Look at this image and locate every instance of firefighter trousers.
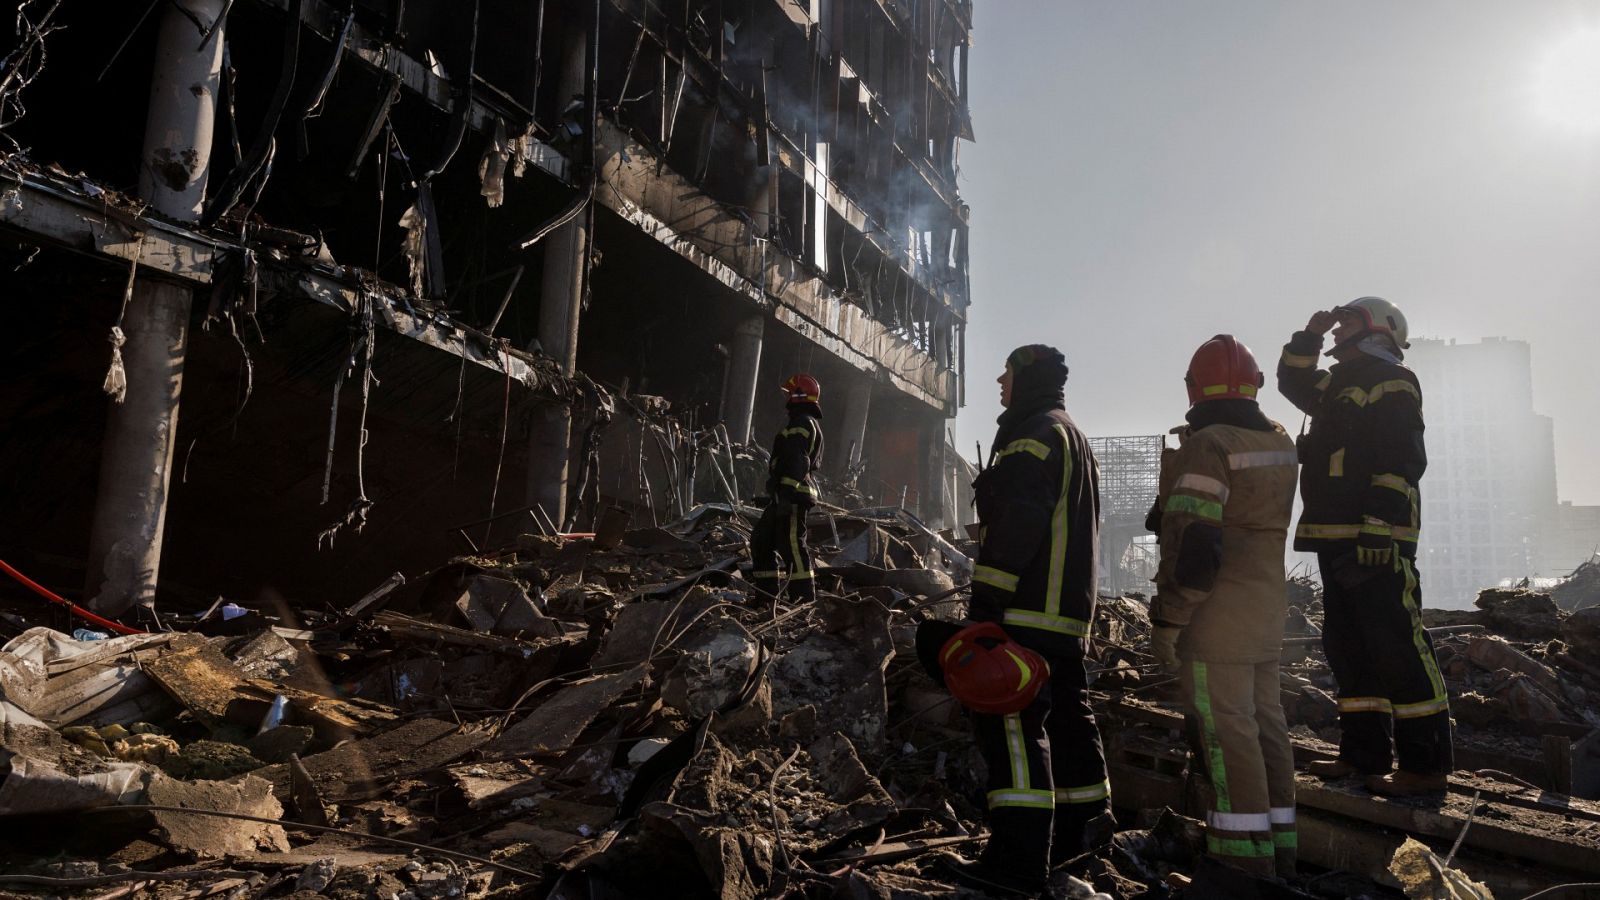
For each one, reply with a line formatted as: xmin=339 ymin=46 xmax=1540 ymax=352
xmin=1180 ymin=659 xmax=1297 ymax=878
xmin=749 ymin=503 xmax=814 ymax=602
xmin=972 ymin=649 xmax=1111 ymax=879
xmin=1319 ymin=551 xmax=1452 ymax=775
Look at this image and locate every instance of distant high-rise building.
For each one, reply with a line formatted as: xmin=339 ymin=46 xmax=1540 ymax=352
xmin=1405 ymin=338 xmax=1558 ymax=607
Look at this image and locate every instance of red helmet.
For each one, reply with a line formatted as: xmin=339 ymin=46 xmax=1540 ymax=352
xmin=782 ymin=373 xmax=821 ymax=405
xmin=1185 ymin=334 xmax=1263 ymax=406
xmin=940 ymin=622 xmax=1049 ymax=715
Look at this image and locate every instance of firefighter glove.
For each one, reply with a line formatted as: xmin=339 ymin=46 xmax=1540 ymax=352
xmin=1150 ymin=625 xmax=1182 ymax=674
xmin=1356 ymin=521 xmax=1394 ymax=567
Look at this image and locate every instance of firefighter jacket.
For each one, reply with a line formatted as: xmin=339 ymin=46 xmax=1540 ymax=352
xmin=766 ymin=408 xmax=823 ymax=507
xmin=971 ymin=405 xmax=1101 ymax=657
xmin=1276 ymin=332 xmax=1426 ymax=557
xmin=1149 ymin=419 xmax=1299 ymax=664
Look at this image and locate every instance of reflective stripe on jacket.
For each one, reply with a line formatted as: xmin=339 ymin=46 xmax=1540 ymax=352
xmin=767 ymin=412 xmax=823 ymax=505
xmin=1276 ymin=331 xmax=1425 ymax=557
xmin=1150 ymin=423 xmax=1298 ymax=664
xmin=972 ymin=407 xmax=1100 ymax=657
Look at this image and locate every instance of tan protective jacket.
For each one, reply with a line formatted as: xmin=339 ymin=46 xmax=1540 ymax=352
xmin=1150 ymin=422 xmax=1298 ymax=664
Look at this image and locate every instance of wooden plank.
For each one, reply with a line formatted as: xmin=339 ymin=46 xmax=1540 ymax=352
xmin=1297 ymin=806 xmax=1561 ymax=898
xmin=1294 ymin=773 xmax=1600 ymax=875
xmin=142 ymin=636 xmax=267 ymax=728
xmin=257 ymin=718 xmax=488 ymax=803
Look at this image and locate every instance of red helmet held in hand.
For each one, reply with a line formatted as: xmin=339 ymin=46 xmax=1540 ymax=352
xmin=782 ymin=373 xmax=821 ymax=405
xmin=940 ymin=622 xmax=1049 ymax=715
xmin=1185 ymin=334 xmax=1263 ymax=406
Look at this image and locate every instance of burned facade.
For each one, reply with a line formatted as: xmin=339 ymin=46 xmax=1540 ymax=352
xmin=0 ymin=0 xmax=974 ymax=613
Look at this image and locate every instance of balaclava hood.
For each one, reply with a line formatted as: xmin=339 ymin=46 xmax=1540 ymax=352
xmin=996 ymin=345 xmax=1068 ymax=440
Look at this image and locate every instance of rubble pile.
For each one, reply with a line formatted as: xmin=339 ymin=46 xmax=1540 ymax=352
xmin=10 ymin=513 xmax=1600 ymax=897
xmin=0 ymin=503 xmax=1196 ymax=899
xmin=1553 ymin=554 xmax=1600 ymax=612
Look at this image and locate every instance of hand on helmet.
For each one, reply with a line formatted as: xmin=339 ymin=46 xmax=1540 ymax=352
xmin=1306 ymin=310 xmax=1340 ymax=335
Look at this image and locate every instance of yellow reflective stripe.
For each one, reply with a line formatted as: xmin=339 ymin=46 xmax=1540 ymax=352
xmin=1393 ymin=696 xmax=1450 ymax=719
xmin=1175 ymin=473 xmax=1229 ymax=502
xmin=973 ymin=565 xmax=1019 ymax=592
xmin=988 ymin=789 xmax=1055 ymax=810
xmin=1003 ymin=608 xmax=1090 ymax=637
xmin=779 ymin=477 xmax=816 ymax=495
xmin=941 ymin=638 xmax=966 ymax=665
xmin=1314 ymin=373 xmax=1332 ymax=392
xmin=751 ymin=570 xmax=781 ymax=579
xmin=1004 ymin=714 xmax=1029 ymax=792
xmin=1281 ymin=351 xmax=1317 ymax=368
xmin=1337 ymin=696 xmax=1393 ymax=714
xmin=1228 ymin=451 xmax=1297 ymax=470
xmin=1199 ymin=383 xmax=1258 ymax=397
xmin=1055 ymin=780 xmax=1110 ymax=804
xmin=1297 ymin=523 xmax=1419 ymax=542
xmin=1360 ymin=521 xmax=1392 ymax=537
xmin=1274 ymin=832 xmax=1298 ymax=849
xmin=1329 ymin=447 xmax=1345 ymax=477
xmin=996 ymin=438 xmax=1050 ymax=462
xmin=1046 ymin=424 xmax=1073 ymax=615
xmin=1208 ymin=836 xmax=1276 ymax=858
xmin=1400 ymin=556 xmax=1449 ymax=715
xmin=788 ymin=511 xmax=811 ymax=578
xmin=1005 ymin=649 xmax=1036 ymax=691
xmin=1193 ymin=662 xmax=1232 ymax=813
xmin=1166 ymin=494 xmax=1223 ymax=522
xmin=1333 ymin=379 xmax=1421 ymax=408
xmin=1372 ymin=473 xmax=1410 ymax=495
xmin=1371 ymin=379 xmax=1421 ymax=405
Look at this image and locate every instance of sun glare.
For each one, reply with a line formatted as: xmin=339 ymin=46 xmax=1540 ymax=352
xmin=1536 ymin=29 xmax=1600 ymax=133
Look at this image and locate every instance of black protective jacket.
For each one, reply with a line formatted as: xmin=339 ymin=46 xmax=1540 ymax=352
xmin=766 ymin=406 xmax=824 ymax=506
xmin=972 ymin=403 xmax=1101 ymax=657
xmin=1276 ymin=331 xmax=1426 ymax=557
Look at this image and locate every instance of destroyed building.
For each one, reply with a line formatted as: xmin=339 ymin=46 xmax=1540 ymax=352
xmin=13 ymin=4 xmax=1600 ymax=900
xmin=0 ymin=0 xmax=974 ymax=615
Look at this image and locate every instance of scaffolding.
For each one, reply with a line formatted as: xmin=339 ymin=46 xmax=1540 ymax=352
xmin=1089 ymin=435 xmax=1166 ymax=596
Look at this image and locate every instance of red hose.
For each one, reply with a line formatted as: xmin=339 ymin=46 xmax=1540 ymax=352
xmin=0 ymin=559 xmax=146 ymax=635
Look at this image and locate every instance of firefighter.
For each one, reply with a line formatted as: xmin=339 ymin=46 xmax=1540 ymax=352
xmin=1147 ymin=335 xmax=1299 ymax=878
xmin=749 ymin=374 xmax=824 ymax=603
xmin=1276 ymin=297 xmax=1452 ymax=797
xmin=941 ymin=344 xmax=1111 ymax=896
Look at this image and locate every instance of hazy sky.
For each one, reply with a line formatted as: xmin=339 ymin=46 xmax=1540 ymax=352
xmin=955 ymin=1 xmax=1600 ymax=505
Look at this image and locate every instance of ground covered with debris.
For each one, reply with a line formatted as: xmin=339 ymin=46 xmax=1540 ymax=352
xmin=8 ymin=525 xmax=1600 ymax=899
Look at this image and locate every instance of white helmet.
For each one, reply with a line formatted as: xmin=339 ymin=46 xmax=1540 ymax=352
xmin=1338 ymin=296 xmax=1409 ymax=349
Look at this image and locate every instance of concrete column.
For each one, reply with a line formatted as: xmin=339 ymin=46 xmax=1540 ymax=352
xmin=86 ymin=0 xmax=224 ymax=615
xmin=527 ymin=26 xmax=590 ymax=527
xmin=837 ymin=379 xmax=871 ymax=476
xmin=722 ymin=317 xmax=764 ymax=445
xmin=924 ymin=415 xmax=948 ymax=528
